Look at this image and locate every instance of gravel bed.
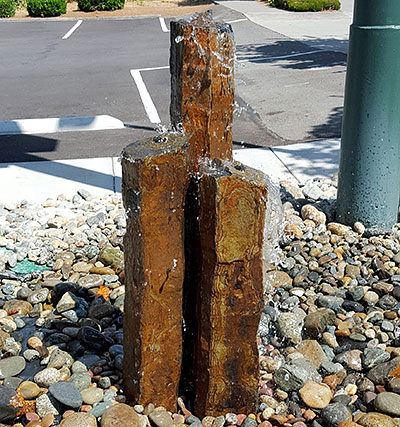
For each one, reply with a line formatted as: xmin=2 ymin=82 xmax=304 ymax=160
xmin=0 ymin=176 xmax=400 ymax=427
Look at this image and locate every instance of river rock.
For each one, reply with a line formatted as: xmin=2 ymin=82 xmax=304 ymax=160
xmin=374 ymin=392 xmax=400 ymax=417
xmin=301 ymin=204 xmax=326 ymax=225
xmin=49 ymin=381 xmax=82 ymax=408
xmin=0 ymin=386 xmax=19 ymax=422
xmin=277 ymin=308 xmax=305 ymax=344
xmin=61 ymin=412 xmax=97 ymax=427
xmin=34 ymin=367 xmax=61 ymax=387
xmin=297 ymin=340 xmax=328 ymax=368
xmin=68 ymin=372 xmax=92 ymax=391
xmin=79 ymin=326 xmax=113 ymax=351
xmin=335 ymin=350 xmax=363 ymax=372
xmin=3 ymin=299 xmax=33 ymax=315
xmin=81 ymin=387 xmax=104 ymax=405
xmin=98 ymin=244 xmax=124 ymax=273
xmin=27 ymin=288 xmax=49 ymax=304
xmin=89 ymin=400 xmax=113 ymax=417
xmin=388 ymin=377 xmax=400 ymax=393
xmin=149 ymin=409 xmax=174 ymax=427
xmin=36 ymin=392 xmax=60 ymax=418
xmin=0 ymin=355 xmax=26 ymax=379
xmin=78 ymin=274 xmax=103 ymax=289
xmin=56 ymin=292 xmax=77 ymax=313
xmin=291 ymin=358 xmax=322 ymax=383
xmin=19 ymin=381 xmax=40 ymax=399
xmin=356 ymin=412 xmax=397 ymax=427
xmin=265 ymin=270 xmax=293 ymax=288
xmin=87 ymin=303 xmax=115 ymax=319
xmin=274 ymin=364 xmax=308 ymax=391
xmin=368 ymin=357 xmax=400 ymax=384
xmin=101 ymin=403 xmax=140 ymax=427
xmin=321 ymin=402 xmax=352 ymax=427
xmin=304 ymin=309 xmax=336 ymax=338
xmin=327 ymin=223 xmax=351 ymax=236
xmin=363 ymin=348 xmax=390 ymax=369
xmin=299 ymin=381 xmax=332 ymax=409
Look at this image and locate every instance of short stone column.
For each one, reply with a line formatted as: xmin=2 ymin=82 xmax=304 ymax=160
xmin=122 ymin=134 xmax=189 ymax=409
xmin=194 ymin=159 xmax=267 ymax=416
xmin=170 ymin=13 xmax=235 ymax=170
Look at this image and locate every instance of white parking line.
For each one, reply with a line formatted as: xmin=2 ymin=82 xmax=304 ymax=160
xmin=137 ymin=66 xmax=169 ymax=72
xmin=159 ymin=17 xmax=170 ymax=33
xmin=130 ymin=68 xmax=170 ymax=124
xmin=62 ymin=20 xmax=83 ymax=40
xmin=0 ymin=115 xmax=124 ymax=135
xmin=226 ymin=18 xmax=247 ymax=24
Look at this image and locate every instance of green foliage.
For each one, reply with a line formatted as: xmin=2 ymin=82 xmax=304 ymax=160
xmin=0 ymin=0 xmax=16 ymax=17
xmin=27 ymin=0 xmax=66 ymax=16
xmin=269 ymin=0 xmax=340 ymax=12
xmin=77 ymin=0 xmax=124 ymax=12
xmin=76 ymin=0 xmax=92 ymax=10
xmin=15 ymin=0 xmax=26 ymax=9
xmin=96 ymin=0 xmax=124 ymax=10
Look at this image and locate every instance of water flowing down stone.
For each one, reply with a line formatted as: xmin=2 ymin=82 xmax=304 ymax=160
xmin=170 ymin=13 xmax=235 ymax=170
xmin=121 ymin=134 xmax=189 ymax=409
xmin=122 ymin=12 xmax=270 ymax=414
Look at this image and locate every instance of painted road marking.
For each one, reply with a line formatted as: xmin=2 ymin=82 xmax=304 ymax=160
xmin=136 ymin=66 xmax=170 ymax=72
xmin=226 ymin=18 xmax=247 ymax=24
xmin=238 ymin=50 xmax=327 ymax=63
xmin=130 ymin=67 xmax=169 ymax=124
xmin=0 ymin=115 xmax=124 ymax=135
xmin=62 ymin=20 xmax=83 ymax=40
xmin=159 ymin=17 xmax=170 ymax=33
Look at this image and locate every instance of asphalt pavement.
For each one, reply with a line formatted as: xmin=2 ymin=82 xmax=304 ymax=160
xmin=0 ymin=2 xmax=351 ymax=163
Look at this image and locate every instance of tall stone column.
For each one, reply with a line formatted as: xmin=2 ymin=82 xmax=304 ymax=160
xmin=122 ymin=134 xmax=189 ymax=409
xmin=194 ymin=159 xmax=267 ymax=416
xmin=170 ymin=13 xmax=235 ymax=170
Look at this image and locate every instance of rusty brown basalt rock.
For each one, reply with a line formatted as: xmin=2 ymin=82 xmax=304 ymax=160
xmin=170 ymin=13 xmax=234 ymax=170
xmin=122 ymin=134 xmax=189 ymax=409
xmin=193 ymin=159 xmax=267 ymax=416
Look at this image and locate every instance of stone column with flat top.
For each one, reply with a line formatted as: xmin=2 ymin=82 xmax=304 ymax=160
xmin=193 ymin=159 xmax=267 ymax=416
xmin=170 ymin=13 xmax=235 ymax=170
xmin=122 ymin=134 xmax=189 ymax=409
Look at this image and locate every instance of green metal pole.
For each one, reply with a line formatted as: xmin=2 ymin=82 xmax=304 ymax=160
xmin=336 ymin=0 xmax=400 ymax=228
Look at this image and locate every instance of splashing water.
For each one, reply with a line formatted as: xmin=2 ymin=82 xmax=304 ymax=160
xmin=262 ymin=175 xmax=286 ymax=294
xmin=233 ymin=100 xmax=257 ymax=118
xmin=257 ymin=174 xmax=286 ymax=355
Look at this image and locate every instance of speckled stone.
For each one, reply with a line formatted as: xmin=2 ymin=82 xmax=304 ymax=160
xmin=60 ymin=412 xmax=97 ymax=427
xmin=34 ymin=368 xmax=61 ymax=387
xmin=35 ymin=393 xmax=60 ymax=418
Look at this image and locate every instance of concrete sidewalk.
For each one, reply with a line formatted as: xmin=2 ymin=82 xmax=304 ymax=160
xmin=216 ymin=0 xmax=353 ymax=53
xmin=0 ymin=139 xmax=340 ymax=203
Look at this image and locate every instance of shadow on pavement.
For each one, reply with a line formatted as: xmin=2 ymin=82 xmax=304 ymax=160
xmin=236 ymin=39 xmax=347 ymax=69
xmin=309 ymin=106 xmax=343 ymax=140
xmin=273 ymin=139 xmax=340 ymax=179
xmin=0 ymin=134 xmax=58 ymax=163
xmin=0 ymin=134 xmax=121 ymax=192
